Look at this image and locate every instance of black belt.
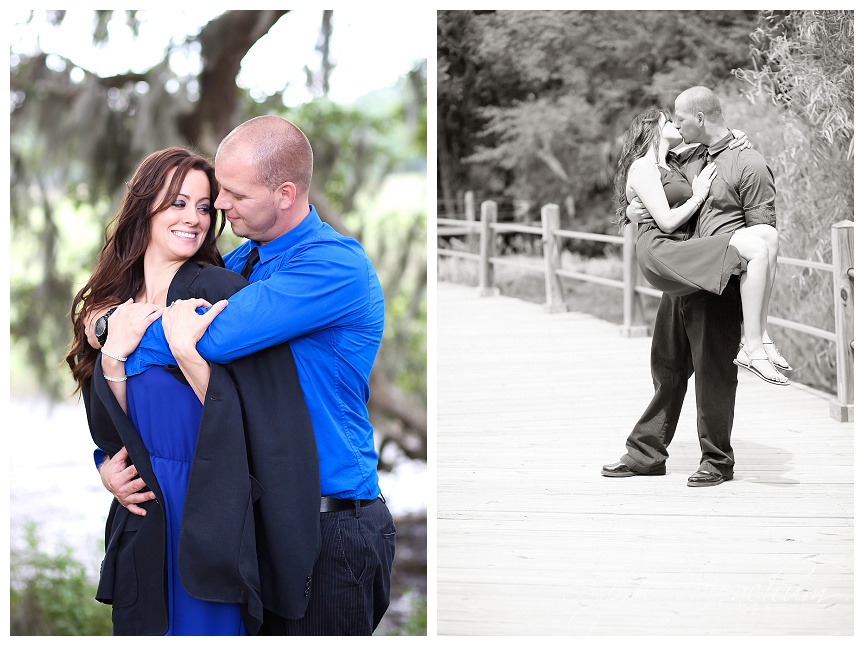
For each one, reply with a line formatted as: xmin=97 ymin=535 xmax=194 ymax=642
xmin=319 ymin=495 xmax=381 ymax=513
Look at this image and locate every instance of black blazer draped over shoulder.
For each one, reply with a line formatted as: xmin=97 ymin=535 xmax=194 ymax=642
xmin=83 ymin=260 xmax=321 ymax=635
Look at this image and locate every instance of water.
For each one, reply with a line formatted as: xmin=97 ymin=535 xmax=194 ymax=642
xmin=9 ymin=397 xmax=112 ymax=577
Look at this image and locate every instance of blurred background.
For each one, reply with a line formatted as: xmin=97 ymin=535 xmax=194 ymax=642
xmin=9 ymin=9 xmax=427 ymax=635
xmin=437 ymin=9 xmax=853 ymax=395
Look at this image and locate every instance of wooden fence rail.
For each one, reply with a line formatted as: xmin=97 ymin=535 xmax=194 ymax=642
xmin=437 ymin=193 xmax=854 ymax=421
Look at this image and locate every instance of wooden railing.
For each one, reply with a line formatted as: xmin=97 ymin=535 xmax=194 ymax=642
xmin=437 ymin=193 xmax=854 ymax=422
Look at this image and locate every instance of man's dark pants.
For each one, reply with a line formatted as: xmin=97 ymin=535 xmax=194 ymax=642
xmin=260 ymin=498 xmax=396 ymax=635
xmin=620 ymin=277 xmax=742 ymax=477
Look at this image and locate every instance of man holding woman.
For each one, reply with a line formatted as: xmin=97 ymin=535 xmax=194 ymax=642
xmin=602 ymin=86 xmax=782 ymax=487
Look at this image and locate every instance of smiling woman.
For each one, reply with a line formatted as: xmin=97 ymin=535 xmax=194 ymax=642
xmin=64 ymin=147 xmax=256 ymax=635
xmin=146 ymin=169 xmax=213 ymax=267
xmin=66 ymin=146 xmax=226 ymax=393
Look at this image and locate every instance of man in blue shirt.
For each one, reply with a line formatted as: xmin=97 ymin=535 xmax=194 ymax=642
xmin=94 ymin=116 xmax=395 ymax=634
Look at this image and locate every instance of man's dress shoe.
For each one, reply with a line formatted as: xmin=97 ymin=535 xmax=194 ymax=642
xmin=686 ymin=470 xmax=733 ymax=487
xmin=601 ymin=461 xmax=666 ymax=477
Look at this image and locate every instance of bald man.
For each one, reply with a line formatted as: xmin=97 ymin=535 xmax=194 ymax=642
xmin=602 ymin=87 xmax=777 ymax=487
xmin=98 ymin=116 xmax=396 ymax=634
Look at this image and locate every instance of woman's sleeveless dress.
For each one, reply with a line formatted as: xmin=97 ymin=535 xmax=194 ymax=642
xmin=126 ymin=367 xmax=246 ymax=636
xmin=635 ymin=165 xmax=742 ymax=297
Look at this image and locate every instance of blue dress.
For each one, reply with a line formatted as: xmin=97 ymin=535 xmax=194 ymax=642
xmin=635 ymin=164 xmax=742 ymax=297
xmin=126 ymin=366 xmax=246 ymax=636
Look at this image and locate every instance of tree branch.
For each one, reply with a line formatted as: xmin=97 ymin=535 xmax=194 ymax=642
xmin=178 ymin=10 xmax=291 ymax=151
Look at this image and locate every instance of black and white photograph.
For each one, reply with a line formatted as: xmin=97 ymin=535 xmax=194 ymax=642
xmin=437 ymin=9 xmax=853 ymax=635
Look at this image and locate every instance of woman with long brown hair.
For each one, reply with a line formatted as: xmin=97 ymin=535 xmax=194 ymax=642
xmin=612 ymin=108 xmax=789 ymax=385
xmin=66 ymin=147 xmax=254 ymax=634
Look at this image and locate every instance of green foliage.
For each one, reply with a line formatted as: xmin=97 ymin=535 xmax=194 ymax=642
xmin=286 ymin=99 xmax=403 ymax=216
xmin=729 ymin=10 xmax=854 ymax=391
xmin=736 ymin=10 xmax=853 ymax=158
xmin=10 ymin=523 xmax=112 ymax=636
xmin=10 ymin=12 xmax=428 ymax=442
xmin=438 ymin=10 xmax=760 ymax=214
xmin=378 ymin=592 xmax=427 ymax=636
xmin=357 ymin=199 xmax=426 ymax=388
xmin=466 ymin=94 xmax=602 ymax=201
xmin=399 ymin=594 xmax=427 ymax=636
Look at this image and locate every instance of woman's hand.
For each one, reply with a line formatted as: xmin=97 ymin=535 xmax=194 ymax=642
xmin=729 ymin=129 xmax=753 ymax=150
xmin=691 ymin=162 xmax=717 ymax=201
xmin=100 ymin=299 xmax=164 ymax=360
xmin=162 ymin=298 xmax=228 ymax=357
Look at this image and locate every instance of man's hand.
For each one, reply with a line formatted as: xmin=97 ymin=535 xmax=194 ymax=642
xmin=163 ymin=298 xmax=228 ymax=355
xmin=625 ymin=197 xmax=652 ymax=224
xmin=99 ymin=446 xmax=156 ymax=516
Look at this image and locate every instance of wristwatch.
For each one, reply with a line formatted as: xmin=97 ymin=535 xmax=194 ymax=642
xmin=94 ymin=307 xmax=118 ymax=347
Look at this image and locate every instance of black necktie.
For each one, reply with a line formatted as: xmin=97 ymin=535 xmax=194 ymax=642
xmin=240 ymin=246 xmax=259 ymax=279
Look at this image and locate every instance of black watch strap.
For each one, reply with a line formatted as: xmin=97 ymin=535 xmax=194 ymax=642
xmin=95 ymin=306 xmax=118 ymax=347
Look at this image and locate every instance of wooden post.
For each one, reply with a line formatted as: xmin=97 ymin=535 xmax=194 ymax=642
xmin=620 ymin=222 xmax=648 ymax=337
xmin=479 ymin=200 xmax=500 ymax=297
xmin=830 ymin=220 xmax=853 ymax=422
xmin=541 ymin=204 xmax=567 ymax=313
xmin=465 ymin=190 xmax=478 ymax=248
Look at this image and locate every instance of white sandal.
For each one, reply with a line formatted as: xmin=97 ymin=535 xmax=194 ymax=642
xmin=763 ymin=341 xmax=793 ymax=371
xmin=734 ymin=348 xmax=790 ymax=386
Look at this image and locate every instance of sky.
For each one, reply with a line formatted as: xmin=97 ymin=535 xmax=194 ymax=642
xmin=9 ymin=8 xmax=430 ymax=105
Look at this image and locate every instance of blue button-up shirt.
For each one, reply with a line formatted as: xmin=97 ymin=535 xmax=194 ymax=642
xmin=125 ymin=206 xmax=385 ymax=499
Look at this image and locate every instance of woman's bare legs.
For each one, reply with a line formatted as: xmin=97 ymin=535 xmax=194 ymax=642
xmin=745 ymin=224 xmax=791 ymax=370
xmin=728 ymin=229 xmax=788 ymax=385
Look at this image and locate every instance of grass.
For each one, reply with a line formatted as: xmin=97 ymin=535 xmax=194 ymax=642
xmin=438 ymin=241 xmax=650 ymax=326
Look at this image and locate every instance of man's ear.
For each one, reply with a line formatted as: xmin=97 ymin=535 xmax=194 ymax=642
xmin=696 ymin=112 xmax=705 ymax=126
xmin=276 ymin=181 xmax=297 ymax=208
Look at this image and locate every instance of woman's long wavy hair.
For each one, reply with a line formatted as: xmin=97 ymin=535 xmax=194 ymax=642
xmin=66 ymin=147 xmax=226 ymax=393
xmin=611 ymin=108 xmax=669 ymax=231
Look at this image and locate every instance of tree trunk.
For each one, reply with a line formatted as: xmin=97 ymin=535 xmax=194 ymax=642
xmin=178 ymin=10 xmax=291 ymax=152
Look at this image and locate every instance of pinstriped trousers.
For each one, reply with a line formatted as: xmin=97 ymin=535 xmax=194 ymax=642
xmin=260 ymin=498 xmax=397 ymax=635
xmin=621 ymin=277 xmax=742 ymax=477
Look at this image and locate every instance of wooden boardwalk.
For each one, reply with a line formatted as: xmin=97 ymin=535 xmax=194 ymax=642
xmin=436 ymin=281 xmax=853 ymax=636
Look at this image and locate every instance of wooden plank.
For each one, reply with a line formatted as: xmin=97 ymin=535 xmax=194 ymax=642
xmin=436 ymin=282 xmax=854 ymax=636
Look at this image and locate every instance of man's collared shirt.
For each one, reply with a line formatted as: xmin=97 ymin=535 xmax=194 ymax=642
xmin=669 ymin=143 xmax=707 ymax=183
xmin=697 ymin=131 xmax=777 ymax=238
xmin=125 ymin=205 xmax=385 ymax=499
xmin=670 ymin=133 xmax=776 ymax=239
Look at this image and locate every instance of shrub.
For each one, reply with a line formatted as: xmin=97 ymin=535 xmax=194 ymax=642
xmin=10 ymin=523 xmax=112 ymax=636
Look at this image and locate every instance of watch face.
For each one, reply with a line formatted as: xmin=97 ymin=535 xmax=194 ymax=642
xmin=95 ymin=315 xmax=109 ymax=345
xmin=95 ymin=306 xmax=117 ymax=345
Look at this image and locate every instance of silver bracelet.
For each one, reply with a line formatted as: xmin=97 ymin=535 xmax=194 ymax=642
xmin=101 ymin=347 xmax=128 ymax=362
xmin=103 ymin=373 xmax=127 ymax=383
